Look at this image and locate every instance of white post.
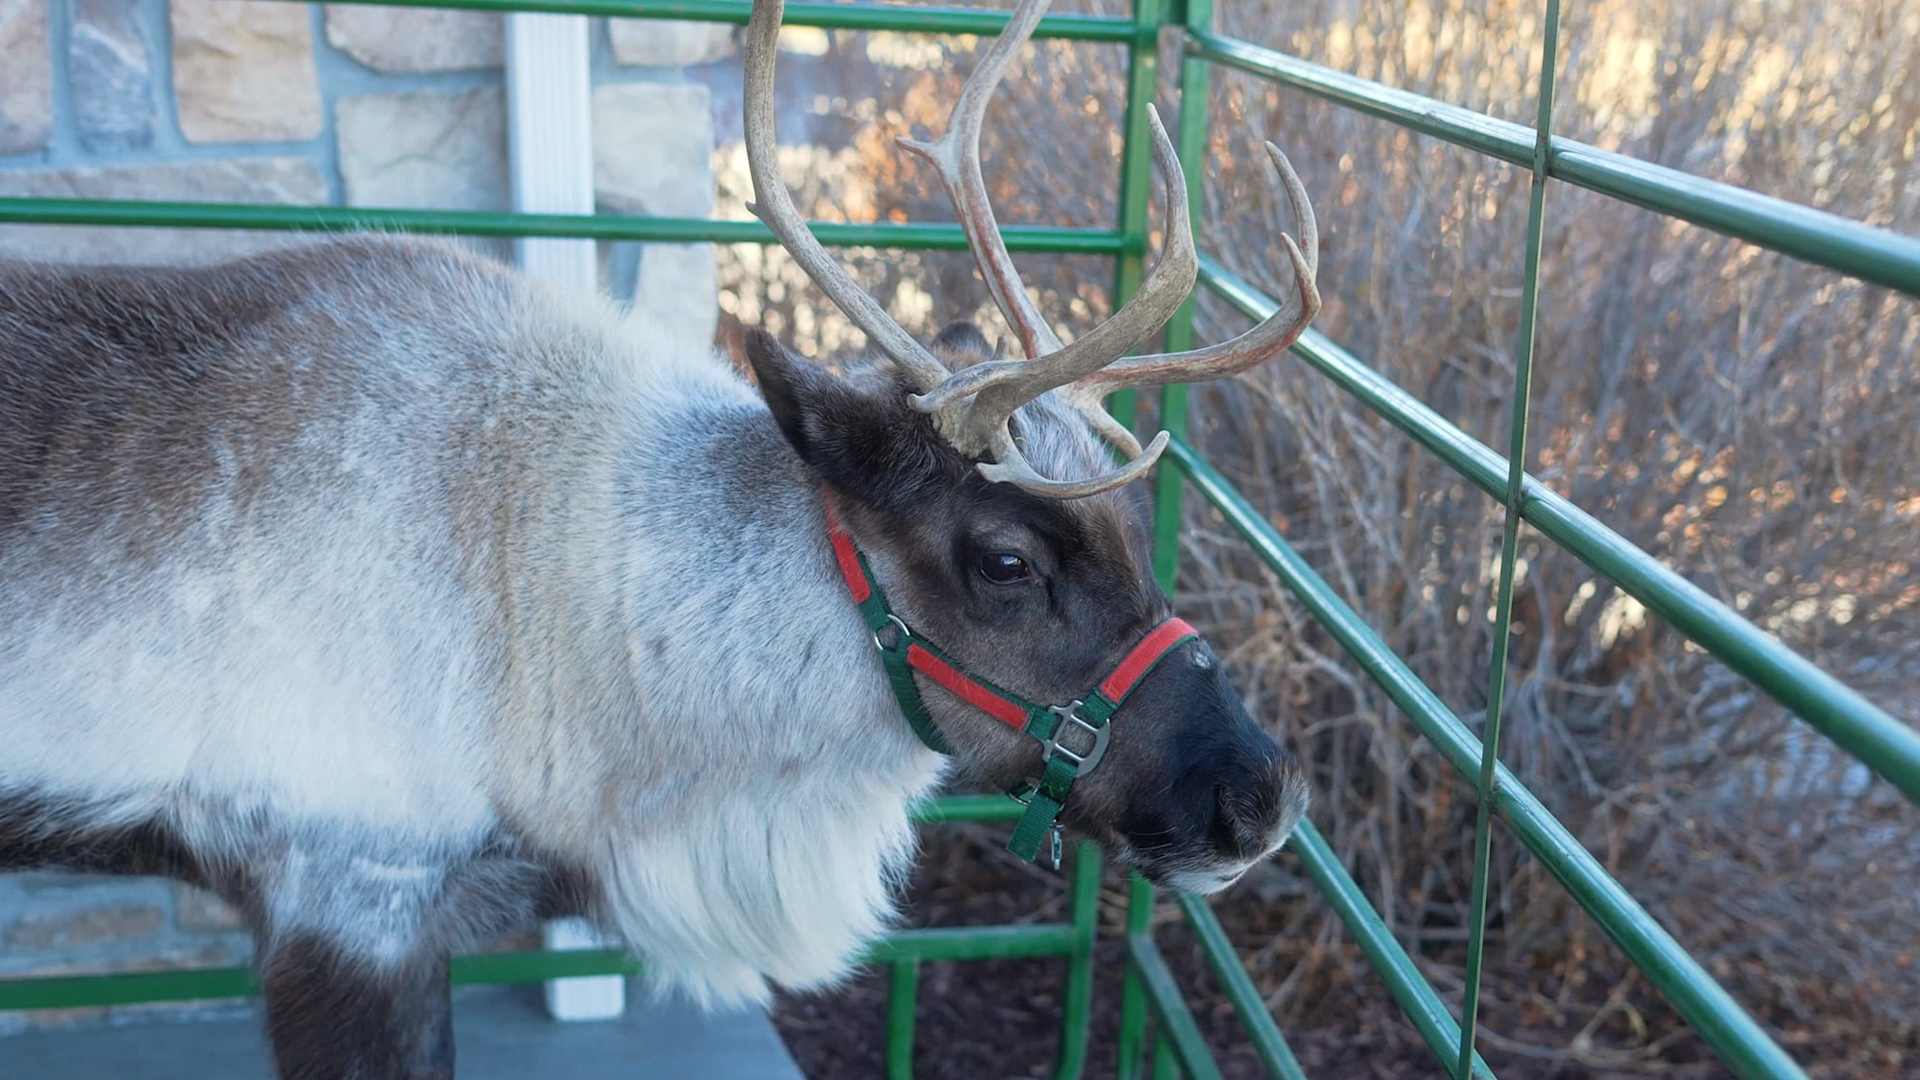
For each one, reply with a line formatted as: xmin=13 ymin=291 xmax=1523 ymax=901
xmin=505 ymin=11 xmax=626 ymax=1023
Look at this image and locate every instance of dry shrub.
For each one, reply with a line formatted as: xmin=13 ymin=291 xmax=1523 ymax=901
xmin=721 ymin=0 xmax=1920 ymax=1073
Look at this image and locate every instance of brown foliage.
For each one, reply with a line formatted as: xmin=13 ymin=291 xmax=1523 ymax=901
xmin=732 ymin=0 xmax=1920 ymax=1073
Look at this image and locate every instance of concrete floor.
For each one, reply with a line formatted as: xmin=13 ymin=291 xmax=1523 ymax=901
xmin=0 ymin=983 xmax=804 ymax=1079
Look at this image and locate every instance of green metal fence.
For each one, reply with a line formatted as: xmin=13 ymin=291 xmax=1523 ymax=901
xmin=3 ymin=1 xmax=1917 ymax=1077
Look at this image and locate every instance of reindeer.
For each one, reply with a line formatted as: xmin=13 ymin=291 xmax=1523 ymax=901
xmin=0 ymin=0 xmax=1320 ymax=1075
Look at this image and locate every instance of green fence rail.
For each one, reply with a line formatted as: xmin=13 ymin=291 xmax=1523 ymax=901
xmin=2 ymin=2 xmax=1915 ymax=1079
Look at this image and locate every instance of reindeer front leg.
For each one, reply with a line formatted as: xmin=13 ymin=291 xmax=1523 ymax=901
xmin=260 ymin=934 xmax=454 ymax=1080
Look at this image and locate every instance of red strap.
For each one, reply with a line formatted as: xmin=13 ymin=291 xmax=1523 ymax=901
xmin=823 ymin=502 xmax=871 ymax=604
xmin=1100 ymin=617 xmax=1197 ymax=702
xmin=906 ymin=644 xmax=1031 ymax=729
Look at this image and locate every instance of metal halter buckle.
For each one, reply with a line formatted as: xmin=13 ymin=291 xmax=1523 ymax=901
xmin=871 ymin=613 xmax=910 ymax=653
xmin=1041 ymin=700 xmax=1110 ymax=776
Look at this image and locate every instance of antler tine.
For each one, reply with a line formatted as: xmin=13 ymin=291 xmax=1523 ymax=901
xmin=896 ymin=0 xmax=1062 ymax=361
xmin=1071 ymin=143 xmax=1321 ymax=392
xmin=979 ymin=425 xmax=1170 ymax=499
xmin=742 ymin=0 xmax=952 ymax=394
xmin=911 ymin=104 xmax=1196 ymax=444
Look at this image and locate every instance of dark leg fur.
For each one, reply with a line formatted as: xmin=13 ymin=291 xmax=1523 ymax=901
xmin=0 ymin=787 xmax=202 ymax=879
xmin=261 ymin=936 xmax=454 ymax=1080
xmin=2 ymin=789 xmax=603 ymax=1080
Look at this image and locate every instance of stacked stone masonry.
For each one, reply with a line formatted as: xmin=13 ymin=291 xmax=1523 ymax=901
xmin=0 ymin=0 xmax=729 ymax=1034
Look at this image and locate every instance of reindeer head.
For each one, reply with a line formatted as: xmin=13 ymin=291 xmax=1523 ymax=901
xmin=741 ymin=0 xmax=1319 ymax=892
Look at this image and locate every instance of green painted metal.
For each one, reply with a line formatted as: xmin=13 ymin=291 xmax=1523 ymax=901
xmin=888 ymin=961 xmax=920 ymax=1079
xmin=865 ymin=923 xmax=1077 ymax=963
xmin=1457 ymin=3 xmax=1561 ymax=1072
xmin=0 ymin=199 xmax=1125 ymax=253
xmin=1150 ymin=1033 xmax=1182 ymax=1080
xmin=1110 ymin=0 xmax=1168 ymax=1072
xmin=1052 ymin=841 xmax=1103 ymax=1080
xmin=1287 ymin=822 xmax=1497 ymax=1079
xmin=1105 ymin=0 xmax=1168 ymax=435
xmin=1126 ymin=935 xmax=1225 ymax=1080
xmin=1182 ymin=31 xmax=1920 ymax=297
xmin=450 ymin=948 xmax=639 ymax=984
xmin=912 ymin=792 xmax=1027 ymax=823
xmin=1173 ymin=896 xmax=1308 ymax=1080
xmin=1148 ymin=0 xmax=1213 ymax=593
xmin=1115 ymin=874 xmax=1157 ymax=1080
xmin=1197 ymin=258 xmax=1920 ymax=807
xmin=1166 ymin=434 xmax=1808 ymax=1079
xmin=292 ymin=0 xmax=1137 ymax=40
xmin=0 ymin=949 xmax=644 ymax=1011
xmin=0 ymin=966 xmax=259 ymax=1011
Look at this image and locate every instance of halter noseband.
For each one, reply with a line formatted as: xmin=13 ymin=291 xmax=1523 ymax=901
xmin=824 ymin=496 xmax=1197 ymax=866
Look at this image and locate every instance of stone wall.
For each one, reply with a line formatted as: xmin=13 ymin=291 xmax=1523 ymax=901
xmin=0 ymin=0 xmax=722 ymax=348
xmin=0 ymin=0 xmax=728 ymax=1033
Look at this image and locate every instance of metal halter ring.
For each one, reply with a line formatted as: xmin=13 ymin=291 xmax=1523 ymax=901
xmin=871 ymin=614 xmax=910 ymax=653
xmin=1041 ymin=701 xmax=1111 ymax=775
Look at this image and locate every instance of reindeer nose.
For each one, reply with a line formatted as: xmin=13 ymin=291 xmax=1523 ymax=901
xmin=1208 ymin=748 xmax=1308 ymax=861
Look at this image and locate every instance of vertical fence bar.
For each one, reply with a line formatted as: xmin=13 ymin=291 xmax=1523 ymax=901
xmin=1106 ymin=0 xmax=1166 ymax=431
xmin=1053 ymin=840 xmax=1103 ymax=1080
xmin=1151 ymin=0 xmax=1213 ymax=589
xmin=1151 ymin=1031 xmax=1182 ymax=1080
xmin=1455 ymin=1 xmax=1562 ymax=1074
xmin=1116 ymin=874 xmax=1157 ymax=1080
xmin=887 ymin=960 xmax=920 ymax=1080
xmin=1115 ymin=0 xmax=1169 ymax=1074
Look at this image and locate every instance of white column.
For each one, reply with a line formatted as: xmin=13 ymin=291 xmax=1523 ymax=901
xmin=505 ymin=10 xmax=626 ymax=1023
xmin=507 ymin=11 xmax=597 ymax=284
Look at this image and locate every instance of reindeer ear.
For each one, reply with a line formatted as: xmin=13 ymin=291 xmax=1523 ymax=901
xmin=745 ymin=330 xmax=951 ymax=513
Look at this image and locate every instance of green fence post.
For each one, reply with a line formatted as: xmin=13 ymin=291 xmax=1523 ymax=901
xmin=1150 ymin=1031 xmax=1182 ymax=1080
xmin=887 ymin=960 xmax=920 ymax=1079
xmin=1456 ymin=1 xmax=1562 ymax=1074
xmin=1052 ymin=840 xmax=1103 ymax=1080
xmin=1149 ymin=0 xmax=1211 ymax=589
xmin=1114 ymin=0 xmax=1169 ymax=1074
xmin=1116 ymin=873 xmax=1156 ymax=1080
xmin=1106 ymin=0 xmax=1166 ymax=431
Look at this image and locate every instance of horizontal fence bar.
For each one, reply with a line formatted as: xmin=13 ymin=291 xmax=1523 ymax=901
xmin=1125 ymin=934 xmax=1225 ymax=1080
xmin=1166 ymin=435 xmax=1808 ymax=1080
xmin=0 ymin=919 xmax=1076 ymax=1011
xmin=865 ymin=923 xmax=1077 ymax=963
xmin=0 ymin=199 xmax=1128 ymax=254
xmin=1185 ymin=32 xmax=1920 ymax=297
xmin=292 ymin=0 xmax=1137 ymax=40
xmin=0 ymin=949 xmax=641 ymax=1011
xmin=916 ymin=792 xmax=1027 ymax=822
xmin=0 ymin=966 xmax=256 ymax=1011
xmin=1198 ymin=257 xmax=1920 ymax=805
xmin=1174 ymin=895 xmax=1309 ymax=1080
xmin=452 ymin=947 xmax=640 ymax=984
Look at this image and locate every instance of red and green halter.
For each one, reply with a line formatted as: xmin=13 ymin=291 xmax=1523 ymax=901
xmin=823 ymin=497 xmax=1198 ymax=866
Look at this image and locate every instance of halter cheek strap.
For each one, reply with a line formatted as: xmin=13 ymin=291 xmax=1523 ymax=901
xmin=824 ymin=497 xmax=1198 ymax=864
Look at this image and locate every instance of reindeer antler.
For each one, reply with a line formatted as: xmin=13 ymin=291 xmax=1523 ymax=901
xmin=741 ymin=0 xmax=952 ymax=397
xmin=742 ymin=0 xmax=1320 ymax=499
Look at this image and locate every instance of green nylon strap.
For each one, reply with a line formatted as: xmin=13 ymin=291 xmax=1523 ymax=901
xmin=1080 ymin=691 xmax=1122 ymax=725
xmin=1009 ymin=756 xmax=1079 ymax=860
xmin=879 ymin=642 xmax=953 ymax=755
xmin=1005 ymin=689 xmax=1123 ymax=860
xmin=852 ymin=550 xmax=956 ymax=756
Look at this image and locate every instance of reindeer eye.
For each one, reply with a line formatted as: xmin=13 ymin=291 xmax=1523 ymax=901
xmin=977 ymin=552 xmax=1033 ymax=585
